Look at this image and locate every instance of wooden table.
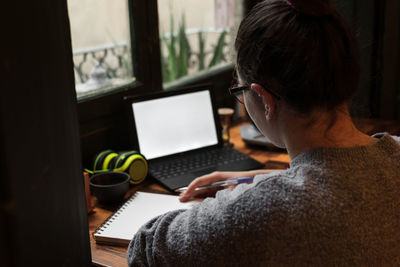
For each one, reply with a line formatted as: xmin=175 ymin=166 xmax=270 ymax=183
xmin=88 ymin=119 xmax=400 ymax=266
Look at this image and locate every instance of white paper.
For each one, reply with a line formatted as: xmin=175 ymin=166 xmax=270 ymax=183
xmin=94 ymin=192 xmax=192 ymax=242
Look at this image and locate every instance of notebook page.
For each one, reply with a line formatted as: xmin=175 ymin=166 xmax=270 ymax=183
xmin=94 ymin=192 xmax=192 ymax=242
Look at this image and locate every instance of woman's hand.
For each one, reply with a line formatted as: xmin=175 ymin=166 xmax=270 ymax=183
xmin=179 ymin=169 xmax=277 ymax=202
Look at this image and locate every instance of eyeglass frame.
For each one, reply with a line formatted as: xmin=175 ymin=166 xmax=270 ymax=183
xmin=229 ymin=83 xmax=281 ymax=104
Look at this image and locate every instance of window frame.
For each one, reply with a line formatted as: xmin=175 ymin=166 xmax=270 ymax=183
xmin=77 ymin=0 xmax=162 ymax=166
xmin=76 ymin=0 xmax=162 ymax=105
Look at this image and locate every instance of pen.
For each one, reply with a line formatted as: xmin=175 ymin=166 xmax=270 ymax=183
xmin=175 ymin=176 xmax=254 ymax=193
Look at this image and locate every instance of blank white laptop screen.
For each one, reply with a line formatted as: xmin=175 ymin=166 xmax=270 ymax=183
xmin=132 ymin=90 xmax=218 ymax=160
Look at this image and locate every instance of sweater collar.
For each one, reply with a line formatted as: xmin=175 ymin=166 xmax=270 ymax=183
xmin=289 ymin=133 xmax=399 ymax=169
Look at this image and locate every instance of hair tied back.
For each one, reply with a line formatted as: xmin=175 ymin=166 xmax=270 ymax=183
xmin=287 ymin=0 xmax=334 ymax=17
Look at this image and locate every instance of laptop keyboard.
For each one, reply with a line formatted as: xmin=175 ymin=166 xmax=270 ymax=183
xmin=150 ymin=147 xmax=250 ymax=180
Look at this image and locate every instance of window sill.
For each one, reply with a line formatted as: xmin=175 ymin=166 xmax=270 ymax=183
xmin=76 ymin=78 xmax=142 ymax=103
xmin=76 ymin=78 xmax=137 ymax=102
xmin=163 ymin=62 xmax=234 ymax=91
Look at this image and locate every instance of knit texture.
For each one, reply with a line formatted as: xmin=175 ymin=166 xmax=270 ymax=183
xmin=127 ymin=133 xmax=400 ymax=266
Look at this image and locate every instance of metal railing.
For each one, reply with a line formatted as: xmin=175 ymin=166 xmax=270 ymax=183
xmin=72 ymin=42 xmax=132 ymax=84
xmin=72 ymin=28 xmax=231 ymax=88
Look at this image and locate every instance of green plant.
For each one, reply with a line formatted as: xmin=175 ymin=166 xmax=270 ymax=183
xmin=208 ymin=30 xmax=227 ymax=68
xmin=160 ymin=13 xmax=228 ymax=83
xmin=160 ymin=37 xmax=170 ymax=82
xmin=197 ymin=31 xmax=206 ymax=71
xmin=161 ymin=14 xmax=191 ymax=82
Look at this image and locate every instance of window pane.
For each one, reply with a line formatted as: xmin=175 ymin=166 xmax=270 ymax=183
xmin=67 ymin=0 xmax=135 ymax=100
xmin=158 ymin=0 xmax=242 ymax=85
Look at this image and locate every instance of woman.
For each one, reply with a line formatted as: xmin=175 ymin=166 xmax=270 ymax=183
xmin=128 ymin=0 xmax=400 ymax=266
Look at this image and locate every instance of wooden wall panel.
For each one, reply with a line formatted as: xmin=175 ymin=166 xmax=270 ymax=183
xmin=0 ymin=1 xmax=91 ymax=266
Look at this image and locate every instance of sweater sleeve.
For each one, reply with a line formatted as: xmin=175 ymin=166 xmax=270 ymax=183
xmin=126 ymin=172 xmax=301 ymax=267
xmin=126 ymin=189 xmax=236 ymax=266
xmin=126 ymin=181 xmax=277 ymax=267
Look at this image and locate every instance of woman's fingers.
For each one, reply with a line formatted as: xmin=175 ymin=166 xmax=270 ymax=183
xmin=181 ymin=185 xmax=224 ymax=201
xmin=179 ymin=172 xmax=228 ymax=202
xmin=179 ymin=169 xmax=278 ymax=202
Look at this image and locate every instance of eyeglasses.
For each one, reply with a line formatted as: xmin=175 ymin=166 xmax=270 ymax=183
xmin=229 ymin=84 xmax=249 ymax=104
xmin=229 ymin=83 xmax=281 ymax=104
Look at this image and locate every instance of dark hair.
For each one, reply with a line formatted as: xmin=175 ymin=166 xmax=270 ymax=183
xmin=235 ymin=0 xmax=360 ymax=113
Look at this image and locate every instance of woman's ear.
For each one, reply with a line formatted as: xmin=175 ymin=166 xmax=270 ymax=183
xmin=250 ymin=83 xmax=277 ymax=121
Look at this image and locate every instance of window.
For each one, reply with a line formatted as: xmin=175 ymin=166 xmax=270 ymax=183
xmin=67 ymin=0 xmax=135 ymax=100
xmin=158 ymin=0 xmax=243 ymax=87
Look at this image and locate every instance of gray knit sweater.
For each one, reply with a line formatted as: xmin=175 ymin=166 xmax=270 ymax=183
xmin=127 ymin=133 xmax=400 ymax=266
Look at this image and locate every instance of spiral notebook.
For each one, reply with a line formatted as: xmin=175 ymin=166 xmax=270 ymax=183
xmin=93 ymin=191 xmax=193 ymax=246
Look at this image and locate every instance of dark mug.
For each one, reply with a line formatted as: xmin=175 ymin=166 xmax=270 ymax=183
xmin=90 ymin=171 xmax=130 ymax=204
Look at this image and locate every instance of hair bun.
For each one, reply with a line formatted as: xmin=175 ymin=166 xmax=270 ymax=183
xmin=289 ymin=0 xmax=334 ymax=17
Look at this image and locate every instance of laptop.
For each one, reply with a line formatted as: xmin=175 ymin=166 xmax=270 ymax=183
xmin=124 ymin=85 xmax=264 ymax=191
